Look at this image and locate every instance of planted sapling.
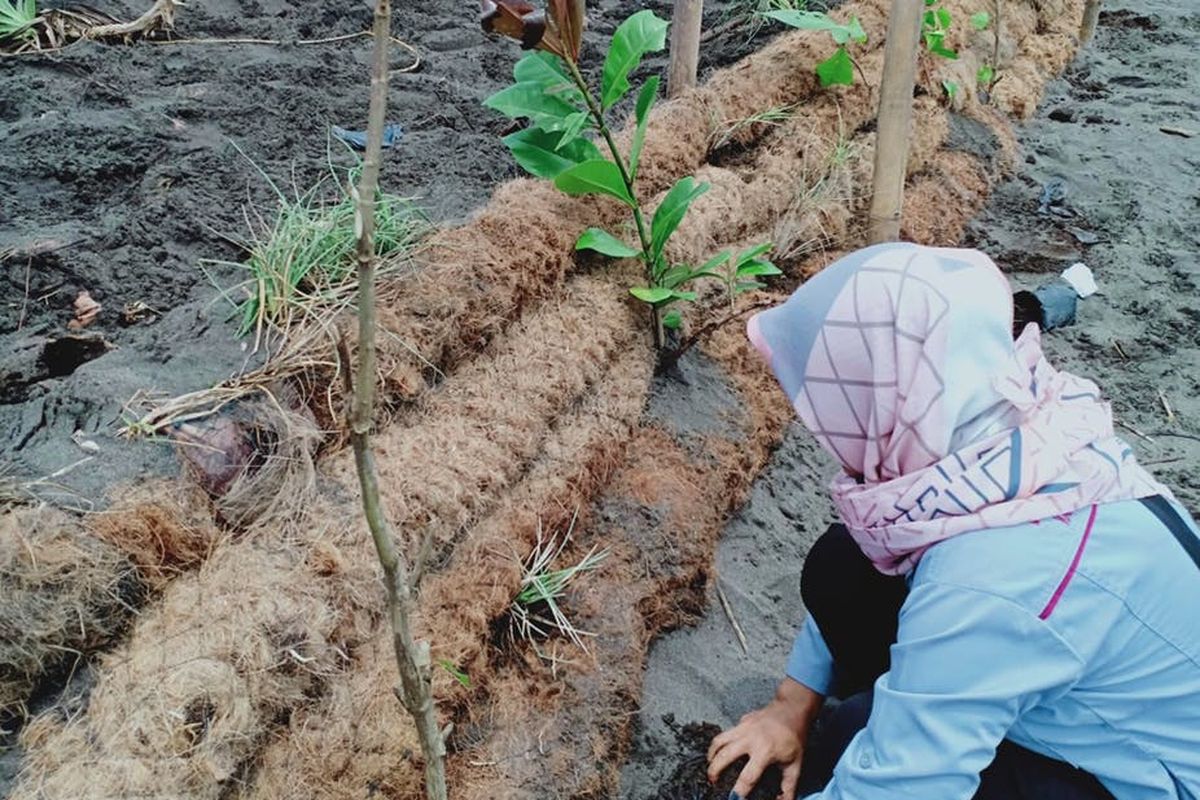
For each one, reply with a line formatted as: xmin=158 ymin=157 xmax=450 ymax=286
xmin=762 ymin=9 xmax=868 ymax=87
xmin=482 ymin=1 xmax=779 ymax=352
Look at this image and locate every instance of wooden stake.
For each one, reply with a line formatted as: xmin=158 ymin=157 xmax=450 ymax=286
xmin=1079 ymin=0 xmax=1102 ymax=44
xmin=668 ymin=0 xmax=703 ymax=97
xmin=347 ymin=1 xmax=448 ymax=798
xmin=866 ymin=0 xmax=924 ymax=244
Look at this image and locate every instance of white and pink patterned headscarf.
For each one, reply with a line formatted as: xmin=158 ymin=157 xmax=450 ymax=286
xmin=747 ymin=243 xmax=1169 ymax=575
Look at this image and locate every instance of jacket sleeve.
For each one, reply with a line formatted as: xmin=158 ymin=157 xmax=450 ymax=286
xmin=806 ymin=581 xmax=1085 ymax=800
xmin=786 ymin=616 xmax=836 ymax=696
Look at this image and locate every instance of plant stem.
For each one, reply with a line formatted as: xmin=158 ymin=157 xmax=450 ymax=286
xmin=348 ymin=2 xmax=448 ymax=799
xmin=564 ymin=59 xmax=665 ymax=349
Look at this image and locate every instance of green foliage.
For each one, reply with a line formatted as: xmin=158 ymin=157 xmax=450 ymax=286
xmin=485 ymin=9 xmax=781 ymax=351
xmin=970 ymin=11 xmax=991 ymax=30
xmin=922 ymin=0 xmax=958 ymax=60
xmin=977 ymin=64 xmax=995 ymax=85
xmin=0 ymin=0 xmax=36 ymax=41
xmin=762 ymin=9 xmax=867 ymax=87
xmin=436 ymin=659 xmax=471 ymax=689
xmin=942 ymin=79 xmax=959 ymax=100
xmin=207 ymin=160 xmax=425 ymax=341
xmin=600 ymin=9 xmax=669 ymax=109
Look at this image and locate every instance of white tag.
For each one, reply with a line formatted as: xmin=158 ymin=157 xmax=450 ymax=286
xmin=1062 ymin=262 xmax=1098 ymax=298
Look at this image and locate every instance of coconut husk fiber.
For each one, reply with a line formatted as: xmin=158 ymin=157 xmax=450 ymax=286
xmin=0 ymin=506 xmax=143 ymax=722
xmin=11 ymin=275 xmax=650 ymax=800
xmin=238 ymin=341 xmax=653 ymax=800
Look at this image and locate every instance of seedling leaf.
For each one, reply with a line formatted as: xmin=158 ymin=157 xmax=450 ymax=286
xmin=977 ymin=64 xmax=995 ymax=84
xmin=942 ymin=79 xmax=958 ymax=99
xmin=502 ymin=127 xmax=602 ymax=179
xmin=662 ymin=308 xmax=683 ymax=329
xmin=601 ymin=10 xmax=669 ymax=109
xmin=630 ymin=286 xmax=673 ymax=304
xmin=485 ymin=82 xmax=581 ymax=130
xmin=576 ymin=227 xmax=641 ymax=258
xmin=816 ymin=46 xmax=855 ymax=87
xmin=629 ymin=76 xmax=659 ymax=180
xmin=554 ymin=159 xmax=636 ymax=206
xmin=437 ymin=659 xmax=471 ymax=688
xmin=650 ymin=177 xmax=710 ymax=259
xmin=970 ymin=11 xmax=990 ymax=29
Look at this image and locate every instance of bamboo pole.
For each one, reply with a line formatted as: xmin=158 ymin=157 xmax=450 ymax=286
xmin=668 ymin=0 xmax=703 ymax=97
xmin=1079 ymin=0 xmax=1102 ymax=44
xmin=346 ymin=1 xmax=448 ymax=798
xmin=866 ymin=0 xmax=924 ymax=244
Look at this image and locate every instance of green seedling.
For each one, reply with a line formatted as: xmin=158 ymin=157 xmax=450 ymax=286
xmin=510 ymin=514 xmax=608 ymax=654
xmin=922 ymin=0 xmax=957 ymax=60
xmin=206 ymin=150 xmax=425 ymax=348
xmin=436 ymin=659 xmax=471 ymax=689
xmin=483 ymin=2 xmax=778 ymax=351
xmin=943 ymin=79 xmax=959 ymax=100
xmin=0 ymin=0 xmax=36 ymax=41
xmin=763 ymin=9 xmax=868 ymax=87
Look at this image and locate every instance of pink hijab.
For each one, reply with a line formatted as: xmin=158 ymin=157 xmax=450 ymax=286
xmin=747 ymin=243 xmax=1169 ymax=574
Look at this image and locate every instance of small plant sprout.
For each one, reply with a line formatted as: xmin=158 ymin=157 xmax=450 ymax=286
xmin=482 ymin=2 xmax=778 ymax=352
xmin=436 ymin=659 xmax=471 ymax=688
xmin=711 ymin=104 xmax=796 ymax=150
xmin=970 ymin=10 xmax=1000 ymax=97
xmin=510 ymin=513 xmax=608 ymax=655
xmin=207 ymin=153 xmax=425 ymax=351
xmin=0 ymin=0 xmax=36 ymax=41
xmin=921 ymin=0 xmax=957 ymax=60
xmin=762 ymin=9 xmax=868 ymax=87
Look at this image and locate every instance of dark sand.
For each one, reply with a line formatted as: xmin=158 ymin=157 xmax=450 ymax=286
xmin=0 ymin=0 xmax=761 ymax=503
xmin=622 ymin=0 xmax=1200 ymax=794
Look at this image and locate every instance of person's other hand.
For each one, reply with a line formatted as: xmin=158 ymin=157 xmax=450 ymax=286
xmin=706 ymin=678 xmax=823 ymax=800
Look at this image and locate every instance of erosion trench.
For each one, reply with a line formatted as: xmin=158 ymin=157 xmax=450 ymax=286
xmin=3 ymin=0 xmax=1089 ymax=796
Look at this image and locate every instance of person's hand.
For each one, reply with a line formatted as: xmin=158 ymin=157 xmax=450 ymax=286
xmin=706 ymin=678 xmax=823 ymax=800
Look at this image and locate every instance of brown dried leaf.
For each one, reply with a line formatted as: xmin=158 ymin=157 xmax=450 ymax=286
xmin=68 ymin=290 xmax=102 ymax=330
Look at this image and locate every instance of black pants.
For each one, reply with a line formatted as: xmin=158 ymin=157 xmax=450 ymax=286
xmin=795 ymin=525 xmax=1116 ymax=800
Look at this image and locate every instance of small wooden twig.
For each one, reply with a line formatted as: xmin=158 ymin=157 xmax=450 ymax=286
xmin=84 ymin=0 xmax=175 ymax=40
xmin=1158 ymin=390 xmax=1176 ymax=423
xmin=1118 ymin=419 xmax=1155 ymax=444
xmin=1112 ymin=339 xmax=1130 ymax=360
xmin=714 ymin=575 xmax=749 ymax=655
xmin=699 ymin=15 xmax=746 ymax=43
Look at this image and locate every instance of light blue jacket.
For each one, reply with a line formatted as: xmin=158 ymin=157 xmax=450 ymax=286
xmin=789 ymin=497 xmax=1200 ymax=799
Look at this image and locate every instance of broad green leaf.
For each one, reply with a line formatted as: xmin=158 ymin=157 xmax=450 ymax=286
xmin=662 ymin=308 xmax=683 ymax=329
xmin=970 ymin=11 xmax=990 ymax=29
xmin=601 ymin=10 xmax=669 ymax=109
xmin=846 ymin=16 xmax=868 ymax=43
xmin=629 ymin=76 xmax=660 ymax=180
xmin=977 ymin=64 xmax=995 ymax=84
xmin=660 ymin=263 xmax=693 ymax=288
xmin=513 ymin=52 xmax=583 ymax=104
xmin=485 ymin=82 xmax=581 ymax=129
xmin=816 ymin=46 xmax=855 ymax=87
xmin=936 ymin=8 xmax=952 ymax=29
xmin=650 ymin=177 xmax=710 ymax=259
xmin=556 ymin=111 xmax=590 ymax=150
xmin=502 ymin=127 xmax=602 ymax=179
xmin=576 ymin=227 xmax=641 ymax=258
xmin=630 ymin=286 xmax=673 ymax=304
xmin=942 ymin=79 xmax=959 ymax=99
xmin=923 ymin=10 xmax=936 ymax=28
xmin=697 ymin=250 xmax=731 ymax=274
xmin=736 ymin=242 xmax=774 ymax=264
xmin=554 ymin=159 xmax=636 ymax=206
xmin=671 ymin=289 xmax=698 ymax=301
xmin=764 ymin=10 xmax=864 ymax=45
xmin=737 ymin=260 xmax=783 ymax=278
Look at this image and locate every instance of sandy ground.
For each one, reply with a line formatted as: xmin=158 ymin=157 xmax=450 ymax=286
xmin=1 ymin=0 xmax=758 ymax=503
xmin=621 ymin=0 xmax=1200 ymax=794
